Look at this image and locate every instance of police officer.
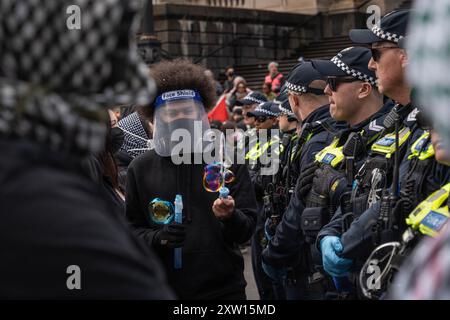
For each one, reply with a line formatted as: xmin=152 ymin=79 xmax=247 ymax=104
xmin=262 ymin=93 xmax=300 ymax=248
xmin=259 ymin=94 xmax=301 ymax=299
xmin=245 ymin=101 xmax=283 ymax=299
xmin=236 ymin=91 xmax=268 ymax=154
xmin=275 ymin=91 xmax=301 ymax=203
xmin=261 ymin=61 xmax=341 ymax=299
xmin=358 ymin=113 xmax=450 ymax=299
xmin=278 ymin=46 xmax=393 ymax=297
xmin=388 ymin=122 xmax=450 ymax=300
xmin=317 ymin=10 xmax=444 ymax=298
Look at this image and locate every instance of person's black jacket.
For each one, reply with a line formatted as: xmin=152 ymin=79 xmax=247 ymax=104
xmin=0 ymin=139 xmax=174 ymax=299
xmin=115 ymin=149 xmax=134 ymax=191
xmin=125 ymin=150 xmax=258 ymax=299
xmin=84 ymin=155 xmax=125 ymax=216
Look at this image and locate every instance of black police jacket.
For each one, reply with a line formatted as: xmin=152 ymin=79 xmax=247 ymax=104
xmin=0 ymin=139 xmax=174 ymax=299
xmin=317 ymin=104 xmax=421 ymax=248
xmin=340 ymin=158 xmax=449 ymax=261
xmin=262 ymin=104 xmax=339 ymax=268
xmin=126 ymin=150 xmax=257 ymax=299
xmin=319 ymin=105 xmax=449 ymax=261
xmin=305 ymin=101 xmax=394 ymax=215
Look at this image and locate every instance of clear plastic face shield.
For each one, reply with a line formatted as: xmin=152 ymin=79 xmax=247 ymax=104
xmin=153 ymin=90 xmax=211 ymax=157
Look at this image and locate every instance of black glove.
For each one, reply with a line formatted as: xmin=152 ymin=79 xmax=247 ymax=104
xmin=296 ymin=162 xmax=320 ymax=199
xmin=153 ymin=223 xmax=187 ymax=249
xmin=312 ymin=165 xmax=345 ymax=197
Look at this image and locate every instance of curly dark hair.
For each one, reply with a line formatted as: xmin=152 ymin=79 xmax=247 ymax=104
xmin=143 ymin=59 xmax=217 ymax=119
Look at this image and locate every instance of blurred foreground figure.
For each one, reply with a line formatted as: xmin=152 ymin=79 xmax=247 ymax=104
xmin=389 ymin=0 xmax=450 ymax=299
xmin=0 ymin=0 xmax=174 ymax=299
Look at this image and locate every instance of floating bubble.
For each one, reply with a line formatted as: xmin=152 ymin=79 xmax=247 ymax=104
xmin=203 ymin=162 xmax=235 ymax=193
xmin=148 ymin=198 xmax=174 ymax=225
xmin=224 ymin=170 xmax=235 ymax=184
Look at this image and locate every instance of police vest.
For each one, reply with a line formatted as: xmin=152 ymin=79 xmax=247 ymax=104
xmin=237 ymin=128 xmax=257 ymax=153
xmin=245 ymin=134 xmax=281 ymax=161
xmin=315 ymin=137 xmax=344 ymax=168
xmin=398 ymin=131 xmax=436 ymax=214
xmin=350 ymin=125 xmax=415 ymax=217
xmin=404 ymin=183 xmax=450 ymax=238
xmin=370 ymin=126 xmax=411 ymax=158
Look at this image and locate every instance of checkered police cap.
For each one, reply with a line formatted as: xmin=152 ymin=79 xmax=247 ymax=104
xmin=312 ymin=47 xmax=377 ymax=86
xmin=236 ymin=91 xmax=267 ymax=106
xmin=273 ymin=91 xmax=294 ymax=117
xmin=349 ymin=10 xmax=411 ymax=45
xmin=285 ymin=81 xmax=308 ymax=94
xmin=371 ymin=25 xmax=403 ymax=43
xmin=285 ymin=61 xmax=324 ymax=95
xmin=331 ymin=53 xmax=377 ymax=86
xmin=248 ymin=101 xmax=280 ymax=118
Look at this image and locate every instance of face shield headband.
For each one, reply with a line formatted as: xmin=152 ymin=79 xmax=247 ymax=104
xmin=153 ymin=90 xmax=211 ymax=158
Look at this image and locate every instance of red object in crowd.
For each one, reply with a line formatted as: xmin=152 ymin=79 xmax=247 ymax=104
xmin=207 ymin=95 xmax=228 ymax=122
xmin=265 ymin=73 xmax=284 ymax=93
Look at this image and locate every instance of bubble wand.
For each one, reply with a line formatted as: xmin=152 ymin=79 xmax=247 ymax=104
xmin=174 ymin=194 xmax=183 ymax=269
xmin=202 ymin=133 xmax=235 ymax=197
xmin=219 ymin=132 xmax=230 ymax=199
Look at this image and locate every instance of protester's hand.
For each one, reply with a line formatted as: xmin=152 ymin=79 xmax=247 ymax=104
xmin=320 ymin=236 xmax=353 ymax=277
xmin=212 ymin=196 xmax=235 ymax=220
xmin=153 ymin=223 xmax=187 ymax=249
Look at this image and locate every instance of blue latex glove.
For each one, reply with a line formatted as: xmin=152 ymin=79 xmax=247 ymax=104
xmin=261 ymin=261 xmax=287 ymax=283
xmin=320 ymin=236 xmax=353 ymax=277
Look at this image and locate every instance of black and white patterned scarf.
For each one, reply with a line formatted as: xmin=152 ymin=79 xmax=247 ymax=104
xmin=118 ymin=111 xmax=152 ymax=158
xmin=0 ymin=0 xmax=155 ymax=155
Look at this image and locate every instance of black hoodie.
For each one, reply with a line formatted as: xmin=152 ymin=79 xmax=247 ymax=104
xmin=126 ymin=150 xmax=258 ymax=299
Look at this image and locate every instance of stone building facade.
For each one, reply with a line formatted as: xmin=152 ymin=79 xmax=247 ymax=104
xmin=149 ymin=0 xmax=410 ymax=76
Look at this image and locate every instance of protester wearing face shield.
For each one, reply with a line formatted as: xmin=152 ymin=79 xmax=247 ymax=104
xmin=152 ymin=90 xmax=211 ymax=158
xmin=125 ymin=59 xmax=257 ymax=300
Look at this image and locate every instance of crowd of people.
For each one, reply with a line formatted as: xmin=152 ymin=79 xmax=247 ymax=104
xmin=1 ymin=0 xmax=450 ymax=300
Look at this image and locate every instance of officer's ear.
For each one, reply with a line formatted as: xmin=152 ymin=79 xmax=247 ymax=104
xmin=288 ymin=93 xmax=300 ymax=109
xmin=358 ymin=82 xmax=372 ymax=99
xmin=399 ymin=49 xmax=408 ymax=69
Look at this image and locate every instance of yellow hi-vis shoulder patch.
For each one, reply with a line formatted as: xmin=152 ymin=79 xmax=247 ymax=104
xmin=405 ymin=183 xmax=450 ymax=238
xmin=408 ymin=131 xmax=435 ymax=161
xmin=245 ymin=136 xmax=281 ymax=161
xmin=371 ymin=127 xmax=411 ymax=158
xmin=315 ymin=137 xmax=344 ymax=168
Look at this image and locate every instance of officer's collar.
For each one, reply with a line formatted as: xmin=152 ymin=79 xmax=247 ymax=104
xmin=335 ymin=100 xmax=394 ymax=143
xmin=303 ymin=104 xmax=331 ymax=124
xmin=397 ymin=103 xmax=418 ymax=127
xmin=350 ymin=99 xmax=395 ymax=131
xmin=282 ymin=128 xmax=297 ymax=135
